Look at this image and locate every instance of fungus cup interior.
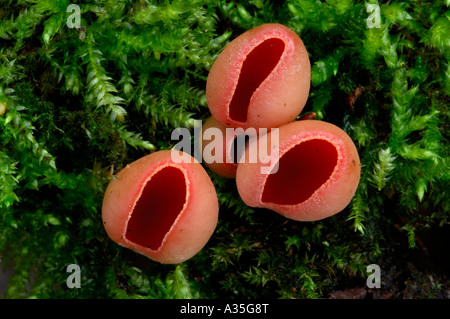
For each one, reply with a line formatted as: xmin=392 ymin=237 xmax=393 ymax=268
xmin=262 ymin=139 xmax=338 ymax=205
xmin=125 ymin=166 xmax=187 ymax=250
xmin=229 ymin=38 xmax=285 ymax=123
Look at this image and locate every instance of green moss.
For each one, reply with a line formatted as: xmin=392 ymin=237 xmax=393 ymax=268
xmin=0 ymin=0 xmax=449 ymax=299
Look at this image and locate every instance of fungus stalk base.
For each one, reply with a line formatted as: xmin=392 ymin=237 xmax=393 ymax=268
xmin=229 ymin=38 xmax=285 ymax=123
xmin=262 ymin=139 xmax=338 ymax=205
xmin=125 ymin=166 xmax=187 ymax=250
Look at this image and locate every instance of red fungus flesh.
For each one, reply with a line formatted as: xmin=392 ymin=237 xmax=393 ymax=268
xmin=125 ymin=166 xmax=187 ymax=250
xmin=262 ymin=139 xmax=338 ymax=205
xmin=229 ymin=38 xmax=285 ymax=123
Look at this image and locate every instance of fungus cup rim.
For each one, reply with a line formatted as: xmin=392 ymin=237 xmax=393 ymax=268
xmin=121 ymin=162 xmax=191 ymax=254
xmin=228 ymin=34 xmax=290 ymax=124
xmin=258 ymin=135 xmax=343 ymax=207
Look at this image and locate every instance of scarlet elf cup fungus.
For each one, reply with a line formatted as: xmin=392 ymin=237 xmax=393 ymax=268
xmin=200 ymin=116 xmax=256 ymax=178
xmin=201 ymin=116 xmax=239 ymax=178
xmin=102 ymin=150 xmax=219 ymax=264
xmin=236 ymin=120 xmax=361 ymax=222
xmin=206 ymin=23 xmax=311 ymax=130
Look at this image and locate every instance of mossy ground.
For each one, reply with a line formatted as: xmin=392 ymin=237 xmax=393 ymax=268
xmin=0 ymin=0 xmax=449 ymax=299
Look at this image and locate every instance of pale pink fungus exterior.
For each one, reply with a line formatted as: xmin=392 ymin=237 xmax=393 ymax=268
xmin=200 ymin=116 xmax=258 ymax=179
xmin=102 ymin=150 xmax=219 ymax=264
xmin=201 ymin=116 xmax=240 ymax=178
xmin=236 ymin=120 xmax=361 ymax=221
xmin=206 ymin=23 xmax=311 ymax=130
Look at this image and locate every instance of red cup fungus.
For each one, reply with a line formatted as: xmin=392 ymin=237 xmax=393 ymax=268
xmin=102 ymin=150 xmax=219 ymax=264
xmin=201 ymin=116 xmax=239 ymax=178
xmin=236 ymin=120 xmax=361 ymax=221
xmin=200 ymin=116 xmax=256 ymax=178
xmin=206 ymin=23 xmax=311 ymax=130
